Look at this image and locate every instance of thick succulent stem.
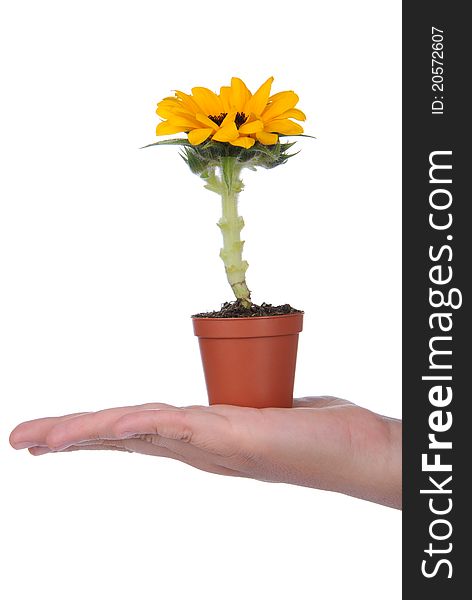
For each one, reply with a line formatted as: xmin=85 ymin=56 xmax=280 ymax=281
xmin=214 ymin=157 xmax=251 ymax=307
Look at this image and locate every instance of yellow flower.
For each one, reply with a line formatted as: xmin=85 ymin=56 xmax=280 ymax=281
xmin=156 ymin=77 xmax=306 ymax=150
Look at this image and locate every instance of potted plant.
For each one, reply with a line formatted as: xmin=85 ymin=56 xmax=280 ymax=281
xmin=145 ymin=76 xmax=308 ymax=408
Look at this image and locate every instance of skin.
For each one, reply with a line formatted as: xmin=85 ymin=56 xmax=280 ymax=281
xmin=9 ymin=397 xmax=402 ymax=509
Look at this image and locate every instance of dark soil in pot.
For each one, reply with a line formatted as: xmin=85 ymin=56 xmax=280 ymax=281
xmin=192 ymin=299 xmax=303 ymax=319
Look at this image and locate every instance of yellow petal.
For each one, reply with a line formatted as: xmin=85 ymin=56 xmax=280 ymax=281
xmin=262 ymin=91 xmax=299 ymax=122
xmin=156 ymin=98 xmax=184 ymax=117
xmin=256 ymin=131 xmax=278 ymax=145
xmin=245 ymin=76 xmax=274 ymax=116
xmin=221 ymin=112 xmax=236 ymax=127
xmin=212 ymin=123 xmax=239 ymax=142
xmin=219 ymin=86 xmax=231 ymax=113
xmin=230 ymin=136 xmax=255 ymax=149
xmin=267 ymin=91 xmax=293 ymax=103
xmin=188 ymin=128 xmax=213 ymax=145
xmin=156 ymin=121 xmax=188 ymax=136
xmin=157 ymin=105 xmax=181 ymax=119
xmin=196 ymin=113 xmax=218 ymax=129
xmin=157 ymin=96 xmax=195 ymax=114
xmin=277 ymin=108 xmax=306 ymax=121
xmin=230 ymin=77 xmax=251 ymax=111
xmin=156 ymin=100 xmax=177 ymax=108
xmin=264 ymin=119 xmax=304 ymax=135
xmin=191 ymin=87 xmax=223 ymax=116
xmin=238 ymin=119 xmax=263 ymax=134
xmin=165 ymin=115 xmax=202 ymax=128
xmin=156 ymin=104 xmax=201 ymax=125
xmin=157 ymin=96 xmax=180 ymax=106
xmin=157 ymin=103 xmax=178 ymax=118
xmin=174 ymin=90 xmax=200 ymax=113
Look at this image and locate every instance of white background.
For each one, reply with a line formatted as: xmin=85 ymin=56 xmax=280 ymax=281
xmin=0 ymin=1 xmax=402 ymax=598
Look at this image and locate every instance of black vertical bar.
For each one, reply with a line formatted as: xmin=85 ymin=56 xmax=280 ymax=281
xmin=403 ymin=1 xmax=468 ymax=595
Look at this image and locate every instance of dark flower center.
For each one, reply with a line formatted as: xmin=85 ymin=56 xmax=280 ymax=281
xmin=208 ymin=111 xmax=248 ymax=129
xmin=208 ymin=112 xmax=226 ymax=126
xmin=234 ymin=112 xmax=248 ymax=128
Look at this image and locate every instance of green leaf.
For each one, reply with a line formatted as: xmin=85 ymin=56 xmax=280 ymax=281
xmin=279 ymin=133 xmax=317 ymax=139
xmin=140 ymin=138 xmax=192 ymax=149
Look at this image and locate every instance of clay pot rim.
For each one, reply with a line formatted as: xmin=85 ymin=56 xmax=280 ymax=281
xmin=193 ymin=311 xmax=304 ymax=339
xmin=191 ymin=311 xmax=304 ymax=322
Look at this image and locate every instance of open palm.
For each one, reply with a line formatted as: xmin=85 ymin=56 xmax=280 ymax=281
xmin=9 ymin=397 xmax=401 ymax=508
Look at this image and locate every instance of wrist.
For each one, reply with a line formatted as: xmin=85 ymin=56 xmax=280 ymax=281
xmin=347 ymin=415 xmax=402 ymax=509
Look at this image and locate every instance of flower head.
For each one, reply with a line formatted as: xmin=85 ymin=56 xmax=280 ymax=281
xmin=156 ymin=76 xmax=306 ymax=149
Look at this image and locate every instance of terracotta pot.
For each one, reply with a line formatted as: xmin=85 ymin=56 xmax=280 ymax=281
xmin=192 ymin=312 xmax=303 ymax=409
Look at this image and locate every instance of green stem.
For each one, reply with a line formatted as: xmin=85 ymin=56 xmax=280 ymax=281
xmin=215 ymin=157 xmax=251 ymax=307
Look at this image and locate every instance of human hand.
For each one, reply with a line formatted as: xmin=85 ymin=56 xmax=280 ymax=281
xmin=9 ymin=397 xmax=401 ymax=509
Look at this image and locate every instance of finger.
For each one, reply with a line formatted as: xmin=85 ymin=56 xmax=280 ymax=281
xmin=9 ymin=403 xmax=183 ymax=450
xmin=28 ymin=438 xmax=187 ymax=457
xmin=110 ymin=437 xmax=246 ymax=477
xmin=29 ymin=442 xmax=131 ymax=456
xmin=124 ymin=433 xmax=230 ymax=467
xmin=45 ymin=403 xmax=179 ymax=450
xmin=113 ymin=408 xmax=237 ymax=457
xmin=9 ymin=413 xmax=91 ymax=449
xmin=28 ymin=437 xmax=244 ymax=478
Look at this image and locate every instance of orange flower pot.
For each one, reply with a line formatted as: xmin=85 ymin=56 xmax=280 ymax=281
xmin=192 ymin=312 xmax=304 ymax=408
